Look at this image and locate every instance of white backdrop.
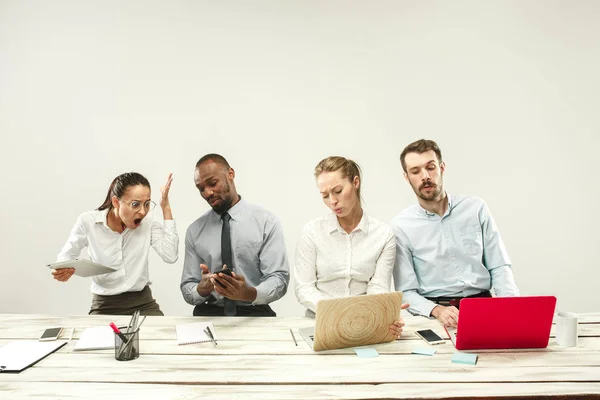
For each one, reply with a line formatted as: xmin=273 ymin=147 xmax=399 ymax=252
xmin=1 ymin=0 xmax=598 ymax=316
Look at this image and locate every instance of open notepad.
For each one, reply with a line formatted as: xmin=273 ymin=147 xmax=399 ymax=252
xmin=74 ymin=326 xmax=114 ymax=351
xmin=175 ymin=322 xmax=216 ymax=345
xmin=0 ymin=340 xmax=67 ymax=373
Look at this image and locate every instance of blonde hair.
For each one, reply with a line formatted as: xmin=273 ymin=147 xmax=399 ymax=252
xmin=314 ymin=156 xmax=362 ymax=200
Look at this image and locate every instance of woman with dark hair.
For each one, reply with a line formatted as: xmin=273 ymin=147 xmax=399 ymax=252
xmin=51 ymin=172 xmax=179 ymax=316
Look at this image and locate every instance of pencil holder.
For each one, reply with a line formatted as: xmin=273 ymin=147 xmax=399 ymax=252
xmin=114 ymin=326 xmax=140 ymax=361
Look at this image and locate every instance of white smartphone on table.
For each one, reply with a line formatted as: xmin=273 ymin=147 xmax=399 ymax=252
xmin=39 ymin=327 xmax=63 ymax=341
xmin=415 ymin=329 xmax=445 ymax=345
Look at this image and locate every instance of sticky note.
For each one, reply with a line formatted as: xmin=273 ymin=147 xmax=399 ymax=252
xmin=451 ymin=352 xmax=478 ymax=365
xmin=412 ymin=347 xmax=437 ymax=356
xmin=354 ymin=348 xmax=379 ymax=358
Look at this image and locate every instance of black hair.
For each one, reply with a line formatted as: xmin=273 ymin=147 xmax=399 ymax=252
xmin=195 ymin=153 xmax=231 ymax=169
xmin=97 ymin=172 xmax=151 ymax=211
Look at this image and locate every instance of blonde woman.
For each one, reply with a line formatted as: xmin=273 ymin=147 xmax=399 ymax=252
xmin=294 ymin=156 xmax=408 ymax=338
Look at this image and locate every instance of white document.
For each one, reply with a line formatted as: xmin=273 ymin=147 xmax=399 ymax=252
xmin=0 ymin=340 xmax=67 ymax=372
xmin=175 ymin=322 xmax=215 ymax=345
xmin=47 ymin=259 xmax=117 ymax=277
xmin=74 ymin=326 xmax=114 ymax=351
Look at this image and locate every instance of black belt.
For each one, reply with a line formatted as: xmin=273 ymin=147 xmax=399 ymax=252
xmin=425 ymin=290 xmax=491 ymax=309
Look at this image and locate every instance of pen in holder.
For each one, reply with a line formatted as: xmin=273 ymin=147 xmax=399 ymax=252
xmin=114 ymin=326 xmax=140 ymax=361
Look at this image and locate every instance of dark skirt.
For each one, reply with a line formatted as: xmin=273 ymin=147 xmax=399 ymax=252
xmin=90 ymin=285 xmax=164 ymax=316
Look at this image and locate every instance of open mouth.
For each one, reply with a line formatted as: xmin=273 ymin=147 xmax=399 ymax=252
xmin=134 ymin=218 xmax=142 ymax=226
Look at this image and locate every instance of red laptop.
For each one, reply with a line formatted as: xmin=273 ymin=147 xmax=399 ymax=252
xmin=444 ymin=296 xmax=557 ymax=350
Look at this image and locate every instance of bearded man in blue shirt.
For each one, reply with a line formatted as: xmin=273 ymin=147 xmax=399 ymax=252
xmin=392 ymin=139 xmax=519 ymax=327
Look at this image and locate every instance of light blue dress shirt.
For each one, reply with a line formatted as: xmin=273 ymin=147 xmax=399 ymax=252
xmin=180 ymin=198 xmax=290 ymax=308
xmin=391 ymin=193 xmax=519 ymax=317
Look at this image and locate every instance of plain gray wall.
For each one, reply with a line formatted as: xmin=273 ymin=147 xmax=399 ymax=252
xmin=1 ymin=0 xmax=598 ymax=316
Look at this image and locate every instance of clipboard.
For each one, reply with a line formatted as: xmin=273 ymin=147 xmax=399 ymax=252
xmin=47 ymin=259 xmax=117 ymax=277
xmin=0 ymin=340 xmax=67 ymax=373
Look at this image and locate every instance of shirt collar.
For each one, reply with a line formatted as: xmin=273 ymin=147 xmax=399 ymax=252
xmin=327 ymin=212 xmax=369 ymax=234
xmin=215 ymin=196 xmax=246 ymax=222
xmin=418 ymin=192 xmax=453 ymax=218
xmin=95 ymin=209 xmax=109 ymax=225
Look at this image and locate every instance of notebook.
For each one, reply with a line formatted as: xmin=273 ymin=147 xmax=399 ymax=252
xmin=444 ymin=296 xmax=557 ymax=350
xmin=0 ymin=340 xmax=67 ymax=373
xmin=175 ymin=321 xmax=216 ymax=345
xmin=299 ymin=292 xmax=404 ymax=351
xmin=74 ymin=326 xmax=114 ymax=351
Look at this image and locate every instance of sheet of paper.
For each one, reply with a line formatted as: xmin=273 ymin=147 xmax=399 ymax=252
xmin=412 ymin=347 xmax=437 ymax=356
xmin=452 ymin=352 xmax=478 ymax=365
xmin=354 ymin=348 xmax=379 ymax=358
xmin=74 ymin=326 xmax=114 ymax=351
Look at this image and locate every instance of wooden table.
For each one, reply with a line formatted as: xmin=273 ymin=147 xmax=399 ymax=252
xmin=0 ymin=313 xmax=599 ymax=399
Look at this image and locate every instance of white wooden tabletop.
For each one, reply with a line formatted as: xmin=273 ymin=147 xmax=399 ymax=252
xmin=0 ymin=312 xmax=599 ymax=399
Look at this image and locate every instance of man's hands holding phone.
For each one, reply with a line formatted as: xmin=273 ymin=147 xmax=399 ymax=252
xmin=209 ymin=265 xmax=257 ymax=302
xmin=213 ymin=267 xmax=233 ymax=287
xmin=196 ymin=264 xmax=215 ymax=297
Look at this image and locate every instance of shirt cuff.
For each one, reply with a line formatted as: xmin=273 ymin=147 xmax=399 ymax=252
xmin=408 ymin=299 xmax=437 ymax=318
xmin=421 ymin=301 xmax=437 ymax=318
xmin=252 ymin=285 xmax=268 ymax=305
xmin=188 ymin=284 xmax=210 ymax=305
xmin=163 ymin=219 xmax=176 ymax=228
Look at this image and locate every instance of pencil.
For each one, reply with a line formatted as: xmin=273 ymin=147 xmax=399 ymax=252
xmin=290 ymin=329 xmax=298 ymax=346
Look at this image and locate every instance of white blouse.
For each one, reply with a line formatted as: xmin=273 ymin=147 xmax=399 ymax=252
xmin=294 ymin=213 xmax=395 ymax=313
xmin=57 ymin=209 xmax=179 ymax=296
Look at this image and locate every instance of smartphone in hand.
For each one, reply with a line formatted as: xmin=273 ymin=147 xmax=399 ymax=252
xmin=214 ymin=268 xmax=233 ymax=287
